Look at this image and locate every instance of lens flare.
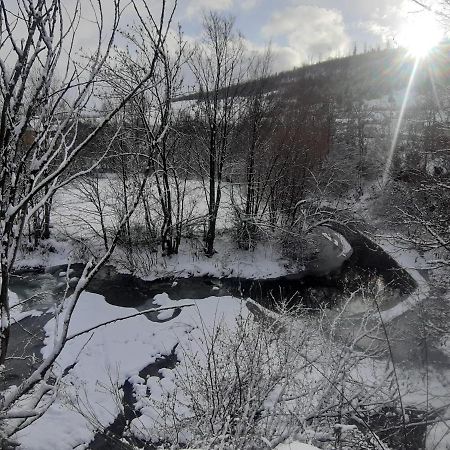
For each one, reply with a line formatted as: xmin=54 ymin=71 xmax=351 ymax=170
xmin=397 ymin=12 xmax=444 ymax=58
xmin=382 ymin=58 xmax=420 ymax=187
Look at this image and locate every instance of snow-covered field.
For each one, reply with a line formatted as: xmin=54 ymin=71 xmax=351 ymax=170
xmin=15 ymin=293 xmax=242 ymax=449
xmin=14 ymin=290 xmax=334 ymax=449
xmin=19 ymin=175 xmax=353 ymax=282
xmin=51 ymin=175 xmax=236 ymax=241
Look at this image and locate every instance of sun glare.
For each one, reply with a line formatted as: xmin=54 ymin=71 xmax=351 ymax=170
xmin=398 ymin=13 xmax=444 ymax=58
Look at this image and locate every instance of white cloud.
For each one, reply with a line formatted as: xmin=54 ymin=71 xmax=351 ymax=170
xmin=270 ymin=44 xmax=304 ymax=71
xmin=184 ymin=0 xmax=234 ymax=18
xmin=354 ymin=0 xmax=445 ymax=45
xmin=240 ymin=0 xmax=261 ymax=11
xmin=262 ymin=4 xmax=351 ymax=65
xmin=242 ymin=38 xmax=303 ymax=73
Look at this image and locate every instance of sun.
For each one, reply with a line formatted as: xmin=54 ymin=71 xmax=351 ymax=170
xmin=398 ymin=12 xmax=444 ymax=58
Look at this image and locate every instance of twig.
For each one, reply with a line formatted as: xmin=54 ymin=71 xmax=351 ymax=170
xmin=66 ymin=304 xmax=194 ymax=341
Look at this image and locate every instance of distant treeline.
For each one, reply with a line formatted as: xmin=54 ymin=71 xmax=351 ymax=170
xmin=177 ymin=42 xmax=450 ymax=106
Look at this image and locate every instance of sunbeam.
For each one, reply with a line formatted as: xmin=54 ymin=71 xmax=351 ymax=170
xmin=428 ymin=64 xmax=445 ymax=123
xmin=398 ymin=11 xmax=444 ymax=58
xmin=382 ymin=57 xmax=420 ymax=187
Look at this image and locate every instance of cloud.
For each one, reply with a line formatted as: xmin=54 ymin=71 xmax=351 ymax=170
xmin=269 ymin=45 xmax=303 ymax=72
xmin=355 ymin=0 xmax=432 ymax=44
xmin=242 ymin=39 xmax=303 ymax=73
xmin=240 ymin=0 xmax=261 ymax=11
xmin=262 ymin=4 xmax=351 ymax=65
xmin=184 ymin=0 xmax=234 ymax=18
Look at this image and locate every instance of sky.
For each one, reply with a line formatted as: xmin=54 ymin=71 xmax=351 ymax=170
xmin=3 ymin=0 xmax=446 ymax=86
xmin=172 ymin=0 xmax=443 ymax=71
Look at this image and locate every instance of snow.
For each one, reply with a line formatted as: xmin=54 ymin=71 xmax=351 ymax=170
xmin=58 ymin=269 xmax=74 ymax=277
xmin=9 ymin=289 xmax=42 ymax=324
xmin=321 ymin=228 xmax=352 ymax=258
xmin=335 ymin=231 xmax=353 ymax=258
xmin=376 ymin=238 xmax=430 ymax=322
xmin=305 ymin=226 xmax=353 ymax=276
xmin=275 ymin=443 xmax=320 ymax=450
xmin=156 ymin=308 xmax=174 ymax=320
xmin=426 ymin=420 xmax=450 ymax=449
xmin=16 ymin=291 xmax=251 ymax=450
xmin=15 ymin=238 xmax=73 ymax=270
xmin=117 ymin=234 xmax=292 ymax=280
xmin=334 ymin=423 xmax=358 ymax=433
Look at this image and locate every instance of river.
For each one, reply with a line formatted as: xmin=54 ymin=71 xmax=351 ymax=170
xmin=4 ymin=228 xmax=447 ymax=449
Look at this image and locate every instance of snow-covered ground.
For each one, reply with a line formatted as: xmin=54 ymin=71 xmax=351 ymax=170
xmin=15 ymin=175 xmax=354 ymax=281
xmin=51 ymin=175 xmax=236 ymax=240
xmin=9 ymin=290 xmax=42 ymax=325
xmin=15 ymin=291 xmax=335 ymax=449
xmin=129 ymin=234 xmax=293 ymax=280
xmin=14 ymin=238 xmax=74 ymax=270
xmin=16 ymin=293 xmax=243 ymax=449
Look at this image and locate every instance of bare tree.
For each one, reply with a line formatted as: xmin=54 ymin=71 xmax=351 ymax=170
xmin=412 ymin=0 xmax=450 ymax=23
xmin=230 ymin=50 xmax=278 ymax=249
xmin=0 ymin=0 xmax=176 ymax=443
xmin=107 ymin=22 xmax=186 ymax=256
xmin=189 ymin=13 xmax=246 ymax=256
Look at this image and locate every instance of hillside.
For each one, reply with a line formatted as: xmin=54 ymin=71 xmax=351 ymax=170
xmin=177 ymin=42 xmax=450 ymax=106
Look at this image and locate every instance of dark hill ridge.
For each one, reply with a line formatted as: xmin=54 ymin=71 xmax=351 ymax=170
xmin=176 ymin=42 xmax=450 ymax=106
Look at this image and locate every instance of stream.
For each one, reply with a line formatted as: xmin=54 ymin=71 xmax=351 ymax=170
xmin=3 ymin=228 xmax=447 ymax=449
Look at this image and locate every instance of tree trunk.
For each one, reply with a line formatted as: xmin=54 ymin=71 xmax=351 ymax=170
xmin=41 ymin=194 xmax=53 ymax=240
xmin=0 ymin=262 xmax=10 ymax=365
xmin=205 ymin=122 xmax=217 ymax=256
xmin=205 ymin=214 xmax=217 ymax=257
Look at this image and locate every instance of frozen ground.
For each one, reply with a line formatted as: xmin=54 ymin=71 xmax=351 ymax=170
xmin=14 ymin=291 xmax=331 ymax=449
xmin=15 ymin=292 xmax=240 ymax=449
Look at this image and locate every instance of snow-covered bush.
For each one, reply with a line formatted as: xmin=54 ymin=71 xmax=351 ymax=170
xmin=232 ymin=212 xmax=263 ymax=250
xmin=280 ymin=228 xmax=319 ymax=271
xmin=115 ymin=303 xmax=401 ymax=449
xmin=116 ymin=222 xmax=159 ymax=250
